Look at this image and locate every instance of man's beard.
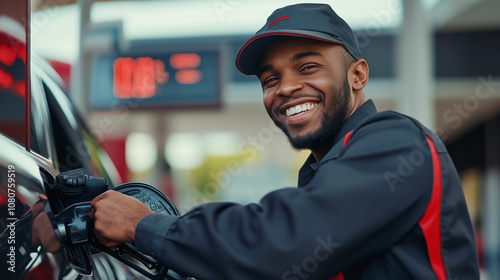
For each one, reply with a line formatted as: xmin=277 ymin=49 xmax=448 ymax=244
xmin=278 ymin=77 xmax=351 ymax=151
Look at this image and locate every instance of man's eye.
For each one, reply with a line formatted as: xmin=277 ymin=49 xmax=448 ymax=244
xmin=262 ymin=77 xmax=278 ymax=87
xmin=300 ymin=65 xmax=318 ymax=72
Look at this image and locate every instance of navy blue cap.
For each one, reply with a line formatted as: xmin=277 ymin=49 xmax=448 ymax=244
xmin=236 ymin=3 xmax=361 ymax=76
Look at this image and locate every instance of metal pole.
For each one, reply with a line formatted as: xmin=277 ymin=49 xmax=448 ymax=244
xmin=70 ymin=0 xmax=93 ymax=118
xmin=396 ymin=0 xmax=435 ymax=130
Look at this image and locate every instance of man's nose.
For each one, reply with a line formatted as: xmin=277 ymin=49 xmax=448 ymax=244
xmin=276 ymin=75 xmax=302 ymax=96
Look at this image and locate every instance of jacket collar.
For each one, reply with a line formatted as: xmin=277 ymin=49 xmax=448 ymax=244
xmin=297 ymin=99 xmax=378 ymax=187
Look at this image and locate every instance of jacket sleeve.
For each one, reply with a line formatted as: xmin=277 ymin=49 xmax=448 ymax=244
xmin=134 ymin=113 xmax=434 ymax=280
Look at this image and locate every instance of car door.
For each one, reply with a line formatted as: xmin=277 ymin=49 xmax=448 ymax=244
xmin=1 ymin=28 xmax=127 ymax=279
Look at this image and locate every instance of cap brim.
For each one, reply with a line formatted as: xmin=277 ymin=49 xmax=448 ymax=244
xmin=236 ymin=30 xmax=343 ymax=76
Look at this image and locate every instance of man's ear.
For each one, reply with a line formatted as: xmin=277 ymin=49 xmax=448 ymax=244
xmin=349 ymin=59 xmax=369 ymax=91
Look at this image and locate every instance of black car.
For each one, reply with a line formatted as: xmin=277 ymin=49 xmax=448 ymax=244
xmin=0 ymin=17 xmax=185 ymax=280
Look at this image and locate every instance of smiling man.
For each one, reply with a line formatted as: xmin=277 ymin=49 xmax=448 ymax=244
xmin=89 ymin=4 xmax=480 ymax=279
xmin=257 ymin=37 xmax=364 ymax=161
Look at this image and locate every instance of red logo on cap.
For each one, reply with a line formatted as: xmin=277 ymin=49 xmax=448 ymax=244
xmin=269 ymin=16 xmax=289 ymax=28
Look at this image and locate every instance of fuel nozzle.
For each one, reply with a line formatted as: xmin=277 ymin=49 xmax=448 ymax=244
xmin=47 ymin=169 xmax=188 ymax=279
xmin=54 ymin=203 xmax=93 ymax=246
xmin=51 ymin=168 xmax=108 ymax=208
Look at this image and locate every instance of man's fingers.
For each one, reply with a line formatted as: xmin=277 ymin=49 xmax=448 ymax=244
xmin=89 ymin=207 xmax=95 ymax=220
xmin=90 ymin=190 xmax=110 ymax=208
xmin=31 ymin=200 xmax=46 ymax=218
xmin=94 ymin=230 xmax=121 ymax=247
xmin=90 ymin=191 xmax=119 ymax=220
xmin=32 ymin=212 xmax=61 ymax=252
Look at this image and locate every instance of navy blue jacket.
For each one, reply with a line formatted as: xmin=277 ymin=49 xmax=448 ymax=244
xmin=135 ymin=100 xmax=479 ymax=279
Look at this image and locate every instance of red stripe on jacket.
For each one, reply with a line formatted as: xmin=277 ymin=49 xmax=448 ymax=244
xmin=418 ymin=137 xmax=447 ymax=280
xmin=329 ymin=273 xmax=344 ymax=280
xmin=343 ymin=130 xmax=354 ymax=148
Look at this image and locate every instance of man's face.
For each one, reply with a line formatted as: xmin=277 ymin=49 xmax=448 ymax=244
xmin=258 ymin=37 xmax=353 ymax=152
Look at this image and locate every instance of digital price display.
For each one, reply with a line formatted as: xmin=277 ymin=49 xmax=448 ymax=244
xmin=90 ymin=50 xmax=220 ymax=110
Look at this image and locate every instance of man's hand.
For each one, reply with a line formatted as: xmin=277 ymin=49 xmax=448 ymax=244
xmin=89 ymin=190 xmax=153 ymax=247
xmin=31 ymin=201 xmax=61 ymax=253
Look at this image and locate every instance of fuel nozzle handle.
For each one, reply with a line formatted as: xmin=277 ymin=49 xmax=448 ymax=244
xmin=53 ymin=202 xmax=93 ymax=246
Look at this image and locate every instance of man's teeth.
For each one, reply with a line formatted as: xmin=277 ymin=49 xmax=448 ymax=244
xmin=286 ymin=103 xmax=318 ymax=117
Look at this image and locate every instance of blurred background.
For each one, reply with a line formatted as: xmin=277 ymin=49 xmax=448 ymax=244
xmin=2 ymin=0 xmax=500 ymax=278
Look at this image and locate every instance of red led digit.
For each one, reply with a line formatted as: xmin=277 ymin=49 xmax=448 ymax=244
xmin=113 ymin=57 xmax=134 ymax=99
xmin=0 ymin=69 xmax=13 ymax=89
xmin=0 ymin=45 xmax=17 ymax=66
xmin=170 ymin=53 xmax=201 ymax=69
xmin=175 ymin=69 xmax=202 ymax=85
xmin=14 ymin=81 xmax=25 ymax=98
xmin=133 ymin=57 xmax=155 ymax=98
xmin=155 ymin=60 xmax=169 ymax=84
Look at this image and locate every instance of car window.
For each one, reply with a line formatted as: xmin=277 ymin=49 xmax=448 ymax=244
xmin=29 ymin=75 xmax=53 ymax=160
xmin=0 ymin=30 xmax=27 ymax=147
xmin=41 ymin=74 xmax=119 ymax=187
